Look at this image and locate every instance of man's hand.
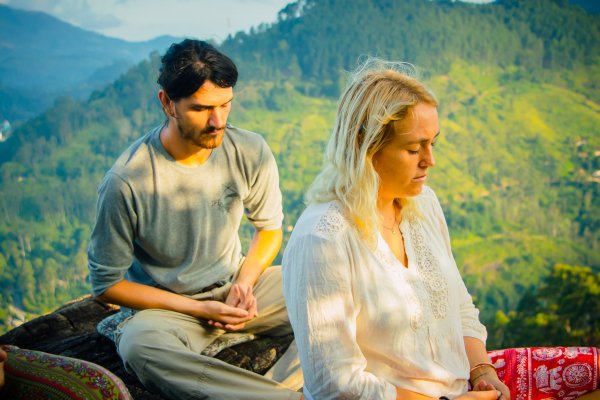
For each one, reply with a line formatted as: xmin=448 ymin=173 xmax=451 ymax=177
xmin=208 ymin=283 xmax=258 ymax=331
xmin=201 ymin=299 xmax=254 ymax=331
xmin=225 ymin=283 xmax=258 ymax=317
xmin=204 ymin=228 xmax=282 ymax=331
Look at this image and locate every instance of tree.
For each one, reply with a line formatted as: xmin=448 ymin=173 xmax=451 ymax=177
xmin=488 ymin=263 xmax=600 ymax=348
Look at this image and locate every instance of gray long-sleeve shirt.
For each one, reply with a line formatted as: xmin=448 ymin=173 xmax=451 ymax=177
xmin=88 ymin=124 xmax=283 ymax=296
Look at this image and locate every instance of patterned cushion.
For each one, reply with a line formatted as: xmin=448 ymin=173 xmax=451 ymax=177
xmin=2 ymin=345 xmax=132 ymax=400
xmin=488 ymin=347 xmax=599 ymax=400
xmin=96 ymin=309 xmax=134 ymax=342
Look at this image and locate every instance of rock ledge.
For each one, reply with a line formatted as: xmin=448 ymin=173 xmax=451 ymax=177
xmin=0 ymin=296 xmax=294 ymax=399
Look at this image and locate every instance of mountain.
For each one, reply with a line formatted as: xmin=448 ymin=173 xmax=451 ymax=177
xmin=0 ymin=0 xmax=598 ymax=347
xmin=570 ymin=0 xmax=600 ymax=13
xmin=0 ymin=5 xmax=179 ymax=122
xmin=221 ymin=0 xmax=599 ymax=95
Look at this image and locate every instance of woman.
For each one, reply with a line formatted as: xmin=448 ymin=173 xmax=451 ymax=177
xmin=282 ymin=59 xmax=599 ymax=400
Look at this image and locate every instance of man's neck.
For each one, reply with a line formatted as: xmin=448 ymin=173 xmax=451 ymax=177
xmin=159 ymin=125 xmax=213 ymax=167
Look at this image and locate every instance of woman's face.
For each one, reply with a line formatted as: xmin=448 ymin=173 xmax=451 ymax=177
xmin=372 ymin=102 xmax=439 ymax=202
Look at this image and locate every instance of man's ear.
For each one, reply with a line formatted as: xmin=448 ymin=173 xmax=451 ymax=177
xmin=158 ymin=90 xmax=174 ymax=117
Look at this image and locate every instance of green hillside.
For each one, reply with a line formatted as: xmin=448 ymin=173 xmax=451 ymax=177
xmin=0 ymin=0 xmax=598 ymax=348
xmin=222 ymin=0 xmax=599 ymax=92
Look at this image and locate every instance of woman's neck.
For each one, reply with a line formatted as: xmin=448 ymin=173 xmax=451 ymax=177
xmin=376 ymin=198 xmax=402 ymax=228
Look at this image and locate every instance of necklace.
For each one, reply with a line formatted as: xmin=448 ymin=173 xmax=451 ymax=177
xmin=381 ymin=218 xmax=399 ymax=235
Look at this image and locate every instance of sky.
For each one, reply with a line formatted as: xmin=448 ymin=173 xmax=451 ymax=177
xmin=1 ymin=0 xmax=293 ymax=42
xmin=1 ymin=0 xmax=494 ymax=43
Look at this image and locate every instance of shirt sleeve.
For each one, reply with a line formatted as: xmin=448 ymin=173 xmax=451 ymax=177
xmin=87 ymin=172 xmax=137 ymax=296
xmin=282 ymin=230 xmax=397 ymax=400
xmin=428 ymin=189 xmax=488 ymax=343
xmin=243 ymin=139 xmax=283 ymax=231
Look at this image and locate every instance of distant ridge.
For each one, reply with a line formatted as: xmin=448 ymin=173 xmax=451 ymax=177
xmin=570 ymin=0 xmax=600 ymax=13
xmin=0 ymin=5 xmax=180 ymax=122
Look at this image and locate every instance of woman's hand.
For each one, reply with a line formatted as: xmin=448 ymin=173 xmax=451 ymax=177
xmin=455 ymin=389 xmax=501 ymax=400
xmin=463 ymin=338 xmax=510 ymax=400
xmin=472 ymin=374 xmax=510 ymax=400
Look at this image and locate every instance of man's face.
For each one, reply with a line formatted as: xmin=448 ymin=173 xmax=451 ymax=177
xmin=170 ymin=80 xmax=233 ymax=149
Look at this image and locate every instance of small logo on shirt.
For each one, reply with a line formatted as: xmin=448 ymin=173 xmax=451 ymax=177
xmin=211 ymin=184 xmax=240 ymax=212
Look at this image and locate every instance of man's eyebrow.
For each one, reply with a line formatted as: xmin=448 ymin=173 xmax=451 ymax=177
xmin=189 ymin=97 xmax=234 ymax=108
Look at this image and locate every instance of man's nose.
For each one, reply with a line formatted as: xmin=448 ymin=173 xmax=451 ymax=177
xmin=209 ymin=108 xmax=226 ymax=128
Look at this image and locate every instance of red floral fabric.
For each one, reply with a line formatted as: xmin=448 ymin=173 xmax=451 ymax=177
xmin=489 ymin=347 xmax=599 ymax=400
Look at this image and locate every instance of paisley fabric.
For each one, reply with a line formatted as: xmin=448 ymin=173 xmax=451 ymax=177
xmin=489 ymin=347 xmax=599 ymax=400
xmin=1 ymin=345 xmax=131 ymax=400
xmin=97 ymin=309 xmax=134 ymax=342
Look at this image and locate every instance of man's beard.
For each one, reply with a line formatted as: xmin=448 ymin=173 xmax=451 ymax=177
xmin=177 ymin=122 xmax=225 ymax=149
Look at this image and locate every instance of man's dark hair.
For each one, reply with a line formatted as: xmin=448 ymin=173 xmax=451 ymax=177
xmin=157 ymin=39 xmax=238 ymax=101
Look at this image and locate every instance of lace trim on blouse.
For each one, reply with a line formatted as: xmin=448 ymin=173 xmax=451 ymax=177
xmin=315 ymin=202 xmax=347 ymax=235
xmin=315 ymin=199 xmax=449 ymax=323
xmin=405 ymin=211 xmax=449 ymax=320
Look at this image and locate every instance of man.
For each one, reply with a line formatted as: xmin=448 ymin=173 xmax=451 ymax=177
xmin=88 ymin=39 xmax=302 ymax=400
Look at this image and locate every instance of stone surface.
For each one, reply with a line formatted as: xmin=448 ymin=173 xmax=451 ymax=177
xmin=0 ymin=296 xmax=294 ymax=399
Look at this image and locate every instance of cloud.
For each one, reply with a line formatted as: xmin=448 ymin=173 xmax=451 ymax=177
xmin=4 ymin=0 xmax=122 ymax=30
xmin=83 ymin=0 xmax=292 ymax=42
xmin=2 ymin=0 xmax=291 ymax=42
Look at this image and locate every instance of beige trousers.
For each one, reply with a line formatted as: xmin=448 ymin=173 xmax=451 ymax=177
xmin=115 ymin=266 xmax=303 ymax=400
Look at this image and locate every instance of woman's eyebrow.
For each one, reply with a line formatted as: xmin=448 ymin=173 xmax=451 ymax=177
xmin=403 ymin=131 xmax=440 ymax=145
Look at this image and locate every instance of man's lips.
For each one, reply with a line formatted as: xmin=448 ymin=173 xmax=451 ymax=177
xmin=202 ymin=128 xmax=224 ymax=136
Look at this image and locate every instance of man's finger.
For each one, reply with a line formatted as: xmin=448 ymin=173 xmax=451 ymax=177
xmin=244 ymin=285 xmax=253 ymax=298
xmin=210 ymin=319 xmax=247 ymax=331
xmin=209 ymin=314 xmax=251 ymax=328
xmin=249 ymin=297 xmax=258 ymax=317
xmin=225 ymin=285 xmax=240 ymax=307
xmin=221 ymin=303 xmax=250 ymax=318
xmin=236 ymin=285 xmax=247 ymax=308
xmin=224 ymin=321 xmax=247 ymax=331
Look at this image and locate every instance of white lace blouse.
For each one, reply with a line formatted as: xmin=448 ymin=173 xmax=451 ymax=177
xmin=282 ymin=186 xmax=487 ymax=399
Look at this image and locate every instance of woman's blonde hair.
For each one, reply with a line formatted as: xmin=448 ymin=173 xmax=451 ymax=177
xmin=307 ymin=57 xmax=438 ymax=241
